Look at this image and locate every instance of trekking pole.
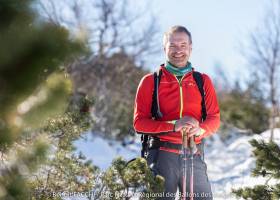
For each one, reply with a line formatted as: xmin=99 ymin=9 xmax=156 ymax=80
xmin=189 ymin=136 xmax=197 ymax=200
xmin=181 ymin=128 xmax=188 ymax=200
xmin=182 ymin=130 xmax=197 ymax=200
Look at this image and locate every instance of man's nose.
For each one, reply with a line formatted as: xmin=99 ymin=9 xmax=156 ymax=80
xmin=174 ymin=47 xmax=183 ymax=53
xmin=172 ymin=45 xmax=184 ymax=52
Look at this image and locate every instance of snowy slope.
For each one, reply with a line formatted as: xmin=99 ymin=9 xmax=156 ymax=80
xmin=206 ymin=129 xmax=280 ymax=199
xmin=74 ymin=129 xmax=280 ymax=200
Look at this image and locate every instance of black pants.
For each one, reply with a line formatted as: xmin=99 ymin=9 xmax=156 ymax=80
xmin=147 ymin=149 xmax=213 ymax=200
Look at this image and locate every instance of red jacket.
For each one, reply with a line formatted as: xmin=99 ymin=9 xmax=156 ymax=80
xmin=133 ymin=65 xmax=220 ymax=146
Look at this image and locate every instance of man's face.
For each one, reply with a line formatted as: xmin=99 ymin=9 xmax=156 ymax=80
xmin=164 ymin=32 xmax=192 ymax=68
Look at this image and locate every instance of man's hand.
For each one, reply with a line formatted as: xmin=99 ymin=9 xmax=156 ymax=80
xmin=174 ymin=116 xmax=199 ymax=132
xmin=188 ymin=126 xmax=204 ymax=138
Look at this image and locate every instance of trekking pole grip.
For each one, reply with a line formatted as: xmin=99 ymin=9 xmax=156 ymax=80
xmin=182 ymin=128 xmax=188 ymax=148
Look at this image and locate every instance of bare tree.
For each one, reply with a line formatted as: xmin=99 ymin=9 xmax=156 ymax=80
xmin=38 ymin=0 xmax=160 ymax=64
xmin=37 ymin=0 xmax=159 ymax=140
xmin=246 ymin=0 xmax=280 ymax=141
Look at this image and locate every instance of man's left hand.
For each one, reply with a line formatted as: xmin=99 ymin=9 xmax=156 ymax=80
xmin=188 ymin=126 xmax=204 ymax=138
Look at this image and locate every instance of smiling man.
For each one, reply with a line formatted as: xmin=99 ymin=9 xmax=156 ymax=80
xmin=134 ymin=26 xmax=220 ymax=199
xmin=164 ymin=28 xmax=192 ymax=67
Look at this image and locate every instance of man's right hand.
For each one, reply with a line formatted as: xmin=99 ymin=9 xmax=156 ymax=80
xmin=174 ymin=116 xmax=199 ymax=132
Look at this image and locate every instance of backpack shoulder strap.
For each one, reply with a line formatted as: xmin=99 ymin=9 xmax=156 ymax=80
xmin=151 ymin=67 xmax=163 ymax=119
xmin=141 ymin=67 xmax=163 ymax=158
xmin=192 ymin=71 xmax=207 ymax=160
xmin=192 ymin=71 xmax=207 ymax=121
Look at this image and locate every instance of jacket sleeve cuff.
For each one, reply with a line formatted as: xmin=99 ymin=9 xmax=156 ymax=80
xmin=195 ymin=127 xmax=206 ymax=137
xmin=195 ymin=126 xmax=207 ymax=142
xmin=167 ymin=120 xmax=177 ymax=132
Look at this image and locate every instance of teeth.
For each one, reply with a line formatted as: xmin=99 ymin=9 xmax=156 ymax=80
xmin=174 ymin=55 xmax=183 ymax=58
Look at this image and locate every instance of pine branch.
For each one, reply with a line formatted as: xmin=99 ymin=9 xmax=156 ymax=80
xmin=250 ymin=139 xmax=280 ymax=179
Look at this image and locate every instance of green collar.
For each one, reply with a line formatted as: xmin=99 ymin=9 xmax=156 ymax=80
xmin=165 ymin=61 xmax=193 ymax=76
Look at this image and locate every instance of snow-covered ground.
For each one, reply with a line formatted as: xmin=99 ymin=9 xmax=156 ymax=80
xmin=74 ymin=129 xmax=280 ymax=200
xmin=205 ymin=129 xmax=280 ymax=199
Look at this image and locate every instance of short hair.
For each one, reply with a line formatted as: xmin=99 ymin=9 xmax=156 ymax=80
xmin=163 ymin=25 xmax=192 ymax=45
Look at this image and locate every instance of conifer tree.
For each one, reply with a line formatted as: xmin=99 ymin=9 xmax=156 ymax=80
xmin=0 ymin=0 xmax=83 ymax=199
xmin=232 ymin=139 xmax=280 ymax=200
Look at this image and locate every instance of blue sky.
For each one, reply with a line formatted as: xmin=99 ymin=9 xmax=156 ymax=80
xmin=142 ymin=0 xmax=267 ymax=83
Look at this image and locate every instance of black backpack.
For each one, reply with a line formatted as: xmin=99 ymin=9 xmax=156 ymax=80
xmin=140 ymin=68 xmax=207 ymax=159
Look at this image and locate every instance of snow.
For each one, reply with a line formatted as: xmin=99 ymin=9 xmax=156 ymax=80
xmin=74 ymin=134 xmax=141 ymax=169
xmin=74 ymin=129 xmax=280 ymax=200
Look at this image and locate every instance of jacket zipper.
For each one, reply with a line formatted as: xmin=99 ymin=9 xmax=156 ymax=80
xmin=179 ymin=81 xmax=184 ymax=118
xmin=172 ymin=74 xmax=187 ymax=118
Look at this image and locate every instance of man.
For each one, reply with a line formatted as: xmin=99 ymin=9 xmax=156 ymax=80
xmin=133 ymin=25 xmax=220 ymax=199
